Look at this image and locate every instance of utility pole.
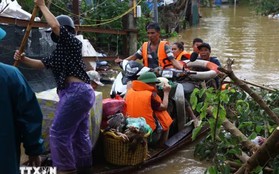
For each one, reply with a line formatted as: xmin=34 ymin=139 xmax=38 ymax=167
xmin=191 ymin=0 xmax=199 ymax=26
xmin=153 ymin=0 xmax=158 ymax=22
xmin=122 ymin=0 xmax=137 ymax=56
xmin=127 ymin=0 xmax=137 ymax=55
xmin=72 ymin=0 xmax=80 ymax=25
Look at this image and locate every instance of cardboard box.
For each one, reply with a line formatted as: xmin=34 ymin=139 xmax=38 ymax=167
xmin=35 ymin=88 xmax=102 ymax=152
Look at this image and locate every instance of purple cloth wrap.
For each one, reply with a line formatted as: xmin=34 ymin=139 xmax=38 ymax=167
xmin=50 ymin=82 xmax=95 ymax=170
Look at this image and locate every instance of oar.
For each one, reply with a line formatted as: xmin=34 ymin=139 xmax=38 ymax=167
xmin=13 ymin=5 xmax=39 ymax=67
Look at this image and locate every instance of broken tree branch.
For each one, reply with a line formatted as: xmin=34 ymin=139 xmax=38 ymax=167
xmin=222 ymin=118 xmax=259 ymax=152
xmin=235 ymin=127 xmax=279 ymax=174
xmin=219 ymin=58 xmax=279 ymax=125
xmin=207 ymin=107 xmax=259 ymax=153
xmin=223 ymin=80 xmax=276 ymax=93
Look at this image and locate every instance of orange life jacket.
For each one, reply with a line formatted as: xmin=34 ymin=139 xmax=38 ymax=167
xmin=125 ymin=80 xmax=173 ymax=131
xmin=142 ymin=41 xmax=173 ymax=69
xmin=176 ymin=50 xmax=191 ymax=61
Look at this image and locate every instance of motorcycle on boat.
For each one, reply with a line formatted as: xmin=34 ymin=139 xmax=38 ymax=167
xmin=109 ymin=59 xmax=219 ymax=136
xmin=110 ymin=60 xmax=150 ymax=98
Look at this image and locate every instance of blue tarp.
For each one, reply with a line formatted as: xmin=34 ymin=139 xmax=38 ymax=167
xmin=146 ymin=0 xmax=165 ymax=11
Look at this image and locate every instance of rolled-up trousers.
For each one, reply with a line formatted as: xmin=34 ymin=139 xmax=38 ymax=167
xmin=50 ymin=82 xmax=95 ymax=171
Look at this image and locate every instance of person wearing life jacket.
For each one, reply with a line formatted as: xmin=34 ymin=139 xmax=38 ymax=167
xmin=125 ymin=72 xmax=173 ymax=145
xmin=171 ymin=42 xmax=200 ymax=128
xmin=198 ymin=43 xmax=221 ymax=66
xmin=172 ymin=42 xmax=191 ymax=60
xmin=197 ymin=42 xmax=222 ymax=89
xmin=115 ymin=22 xmax=183 ymax=70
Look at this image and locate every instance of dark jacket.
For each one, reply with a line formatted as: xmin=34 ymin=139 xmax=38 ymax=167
xmin=0 ymin=63 xmax=44 ymax=174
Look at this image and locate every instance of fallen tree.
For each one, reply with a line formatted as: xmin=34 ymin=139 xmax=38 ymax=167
xmin=219 ymin=58 xmax=279 ymax=125
xmin=206 ymin=107 xmax=259 ymax=153
xmin=235 ymin=127 xmax=279 ymax=174
xmin=218 ymin=58 xmax=279 ymax=173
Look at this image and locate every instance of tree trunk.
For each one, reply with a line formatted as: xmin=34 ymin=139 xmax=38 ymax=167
xmin=226 ymin=161 xmax=273 ymax=173
xmin=207 ymin=108 xmax=259 ymax=153
xmin=219 ymin=58 xmax=279 ymax=125
xmin=222 ymin=118 xmax=259 ymax=152
xmin=235 ymin=127 xmax=279 ymax=174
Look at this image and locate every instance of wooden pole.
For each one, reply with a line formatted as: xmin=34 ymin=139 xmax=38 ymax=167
xmin=125 ymin=0 xmax=137 ymax=56
xmin=72 ymin=0 xmax=80 ymax=25
xmin=153 ymin=0 xmax=158 ymax=23
xmin=13 ymin=5 xmax=39 ymax=67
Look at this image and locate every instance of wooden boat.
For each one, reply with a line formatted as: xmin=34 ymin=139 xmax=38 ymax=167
xmin=91 ymin=125 xmax=209 ymax=174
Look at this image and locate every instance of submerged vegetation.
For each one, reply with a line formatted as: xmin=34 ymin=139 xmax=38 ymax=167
xmin=190 ymin=70 xmax=279 ymax=173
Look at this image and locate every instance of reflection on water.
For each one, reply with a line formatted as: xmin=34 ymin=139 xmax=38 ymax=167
xmin=99 ymin=4 xmax=279 ymax=174
xmin=172 ymin=5 xmax=279 ymax=88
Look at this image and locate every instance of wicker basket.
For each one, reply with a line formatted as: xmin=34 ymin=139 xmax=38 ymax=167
xmin=103 ymin=130 xmax=150 ymax=166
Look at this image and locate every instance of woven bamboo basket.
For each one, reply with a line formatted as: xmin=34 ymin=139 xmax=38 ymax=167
xmin=103 ymin=130 xmax=150 ymax=166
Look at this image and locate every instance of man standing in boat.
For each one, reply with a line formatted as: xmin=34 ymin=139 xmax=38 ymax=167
xmin=14 ymin=0 xmax=95 ymax=173
xmin=115 ymin=22 xmax=199 ymax=129
xmin=115 ymin=22 xmax=183 ymax=70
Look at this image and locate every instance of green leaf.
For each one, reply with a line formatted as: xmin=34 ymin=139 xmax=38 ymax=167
xmin=227 ymin=148 xmax=241 ymax=156
xmin=190 ymin=94 xmax=198 ymax=110
xmin=198 ymin=88 xmax=206 ymax=98
xmin=220 ymin=91 xmax=230 ymax=103
xmin=206 ymin=166 xmax=218 ymax=174
xmin=239 ymin=122 xmax=253 ymax=129
xmin=248 ymin=132 xmax=257 ymax=140
xmin=272 ymin=108 xmax=279 ymax=115
xmin=196 ymin=102 xmax=203 ymax=113
xmin=236 ymin=100 xmax=249 ymax=113
xmin=192 ymin=125 xmax=203 ymax=140
xmin=255 ymin=125 xmax=262 ymax=133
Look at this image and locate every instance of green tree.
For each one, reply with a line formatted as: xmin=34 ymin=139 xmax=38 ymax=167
xmin=20 ymin=0 xmax=152 ymax=55
xmin=252 ymin=0 xmax=279 ymax=15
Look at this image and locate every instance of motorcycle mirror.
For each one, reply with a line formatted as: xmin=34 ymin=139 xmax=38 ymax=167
xmin=121 ymin=59 xmax=129 ymax=70
xmin=137 ymin=67 xmax=150 ymax=75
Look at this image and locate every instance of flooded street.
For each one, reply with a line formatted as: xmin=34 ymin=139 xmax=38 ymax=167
xmin=172 ymin=4 xmax=279 ymax=88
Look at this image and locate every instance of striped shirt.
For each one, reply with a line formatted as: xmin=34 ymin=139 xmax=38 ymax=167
xmin=135 ymin=41 xmax=174 ymax=69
